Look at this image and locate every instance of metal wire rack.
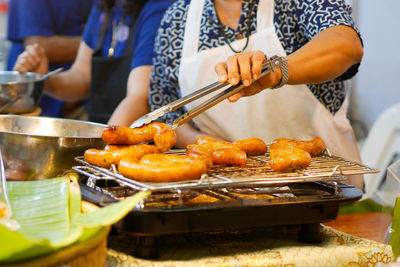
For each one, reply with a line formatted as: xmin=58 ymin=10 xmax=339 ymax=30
xmin=73 ymin=151 xmax=378 ymax=193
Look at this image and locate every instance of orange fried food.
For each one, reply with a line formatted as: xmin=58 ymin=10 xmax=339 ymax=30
xmin=187 ymin=143 xmax=215 ymax=155
xmin=270 ymin=137 xmax=325 ymax=157
xmin=186 ymin=141 xmax=247 ymax=167
xmin=84 ymin=144 xmax=160 ymax=168
xmin=102 ymin=124 xmax=155 ymax=144
xmin=101 ymin=122 xmax=176 ymax=152
xmin=152 ymin=124 xmax=176 ymax=152
xmin=194 ymin=136 xmax=217 ymax=145
xmin=184 ymin=194 xmax=221 ymax=204
xmin=210 ymin=142 xmax=247 ymax=166
xmin=210 ymin=141 xmax=241 ymax=151
xmin=212 ymin=148 xmax=247 ymax=167
xmin=118 ymin=153 xmax=208 ymax=183
xmin=268 ymin=146 xmax=312 ymax=172
xmin=233 ymin=138 xmax=268 ymax=156
xmin=186 ymin=143 xmax=214 ymax=169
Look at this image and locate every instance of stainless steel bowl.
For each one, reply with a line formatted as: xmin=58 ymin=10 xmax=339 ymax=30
xmin=0 ymin=115 xmax=106 ymax=180
xmin=0 ymin=69 xmax=62 ymax=114
xmin=0 ymin=71 xmax=44 ymax=114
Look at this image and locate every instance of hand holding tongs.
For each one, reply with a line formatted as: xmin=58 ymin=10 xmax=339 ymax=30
xmin=130 ymin=56 xmax=283 ymax=129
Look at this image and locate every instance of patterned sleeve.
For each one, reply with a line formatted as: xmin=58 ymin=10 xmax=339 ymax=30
xmin=149 ymin=0 xmax=188 ymax=125
xmin=296 ymin=0 xmax=358 ymax=40
xmin=295 ymin=0 xmax=362 ymax=80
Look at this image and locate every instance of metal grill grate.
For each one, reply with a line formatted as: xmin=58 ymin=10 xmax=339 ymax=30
xmin=73 ymin=152 xmax=377 ymax=193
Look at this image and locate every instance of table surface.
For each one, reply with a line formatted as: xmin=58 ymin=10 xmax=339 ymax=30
xmin=324 ymin=212 xmax=393 ymax=243
xmin=106 ymin=220 xmax=394 ymax=266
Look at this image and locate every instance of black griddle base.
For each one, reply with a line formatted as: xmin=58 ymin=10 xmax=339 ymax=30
xmin=80 ymin=180 xmax=362 ymax=259
xmin=108 ymin=223 xmax=324 ymax=259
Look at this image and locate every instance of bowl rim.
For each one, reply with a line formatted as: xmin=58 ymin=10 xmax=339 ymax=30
xmin=0 ymin=115 xmax=107 ymax=139
xmin=0 ymin=71 xmax=42 ymax=85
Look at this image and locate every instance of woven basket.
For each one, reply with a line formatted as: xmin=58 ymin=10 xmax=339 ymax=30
xmin=6 ymin=226 xmax=110 ymax=267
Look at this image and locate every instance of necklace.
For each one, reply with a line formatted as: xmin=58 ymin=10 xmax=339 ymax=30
xmin=216 ymin=0 xmax=255 ymax=54
xmin=108 ymin=20 xmax=123 ymax=57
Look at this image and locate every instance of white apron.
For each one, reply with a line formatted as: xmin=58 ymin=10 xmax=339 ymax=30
xmin=178 ymin=0 xmax=361 ymax=163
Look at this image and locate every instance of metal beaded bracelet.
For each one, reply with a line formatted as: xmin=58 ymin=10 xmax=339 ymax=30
xmin=270 ymin=56 xmax=289 ymax=89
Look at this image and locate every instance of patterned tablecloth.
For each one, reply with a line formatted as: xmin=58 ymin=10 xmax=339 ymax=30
xmin=105 ymin=225 xmax=393 ymax=267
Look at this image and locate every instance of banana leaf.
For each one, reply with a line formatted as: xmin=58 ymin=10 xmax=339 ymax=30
xmin=0 ymin=173 xmax=150 ymax=263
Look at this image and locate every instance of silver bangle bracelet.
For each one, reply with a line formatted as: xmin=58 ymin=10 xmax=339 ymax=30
xmin=270 ymin=56 xmax=289 ymax=89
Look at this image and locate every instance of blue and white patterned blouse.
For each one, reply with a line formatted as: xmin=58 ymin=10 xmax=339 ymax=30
xmin=150 ymin=0 xmax=361 ymax=124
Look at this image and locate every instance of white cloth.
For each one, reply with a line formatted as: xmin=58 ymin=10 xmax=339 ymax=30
xmin=178 ymin=0 xmax=360 ymax=163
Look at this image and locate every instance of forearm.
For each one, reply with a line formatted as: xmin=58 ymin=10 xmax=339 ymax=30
xmin=108 ymin=96 xmax=149 ymax=126
xmin=108 ymin=66 xmax=152 ymax=126
xmin=44 ymin=68 xmax=90 ymax=101
xmin=260 ymin=25 xmax=363 ymax=87
xmin=25 ymin=36 xmax=81 ymax=63
xmin=44 ymin=41 xmax=92 ymax=101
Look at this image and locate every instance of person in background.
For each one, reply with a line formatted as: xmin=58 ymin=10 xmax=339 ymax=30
xmin=148 ymin=0 xmax=364 ymax=189
xmin=6 ymin=0 xmax=93 ymax=118
xmin=13 ymin=0 xmax=174 ymax=124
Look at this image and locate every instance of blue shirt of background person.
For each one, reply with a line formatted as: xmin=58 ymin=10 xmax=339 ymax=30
xmin=6 ymin=0 xmax=93 ymax=117
xmin=82 ymin=0 xmax=173 ymax=69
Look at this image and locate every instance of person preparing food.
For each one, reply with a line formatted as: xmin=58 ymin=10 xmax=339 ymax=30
xmin=147 ymin=0 xmax=364 ymax=189
xmin=6 ymin=0 xmax=93 ymax=118
xmin=13 ymin=0 xmax=175 ymax=124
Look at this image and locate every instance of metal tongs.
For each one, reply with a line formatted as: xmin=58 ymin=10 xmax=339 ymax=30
xmin=130 ymin=56 xmax=283 ymax=129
